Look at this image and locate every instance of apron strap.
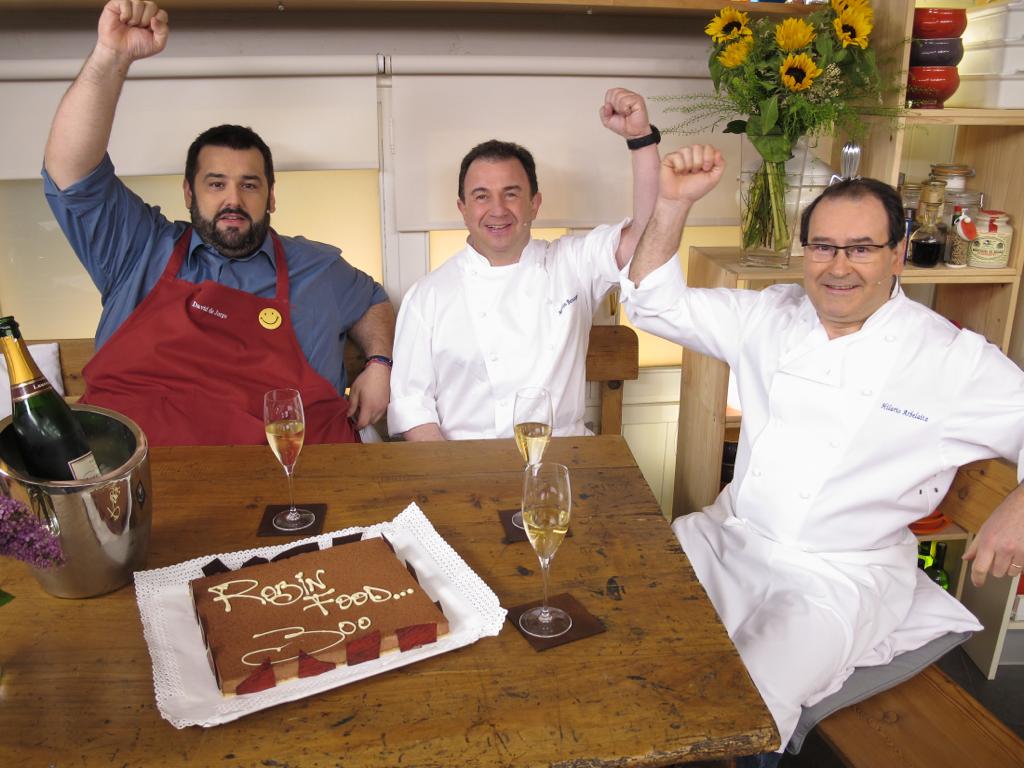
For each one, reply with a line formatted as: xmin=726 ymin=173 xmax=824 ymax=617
xmin=162 ymin=226 xmax=193 ymax=280
xmin=270 ymin=230 xmax=289 ymax=302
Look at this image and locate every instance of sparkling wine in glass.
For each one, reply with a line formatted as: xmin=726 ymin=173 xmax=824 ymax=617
xmin=264 ymin=388 xmax=315 ymax=532
xmin=518 ymin=462 xmax=573 ymax=638
xmin=511 ymin=387 xmax=552 ymax=529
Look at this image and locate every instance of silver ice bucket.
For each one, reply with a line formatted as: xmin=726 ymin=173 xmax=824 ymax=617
xmin=0 ymin=404 xmax=152 ymax=598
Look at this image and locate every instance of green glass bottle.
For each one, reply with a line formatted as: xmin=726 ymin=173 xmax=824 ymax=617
xmin=924 ymin=541 xmax=950 ymax=591
xmin=0 ymin=316 xmax=99 ymax=481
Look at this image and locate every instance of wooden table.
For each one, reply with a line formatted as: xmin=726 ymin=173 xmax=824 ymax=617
xmin=0 ymin=436 xmax=777 ymax=767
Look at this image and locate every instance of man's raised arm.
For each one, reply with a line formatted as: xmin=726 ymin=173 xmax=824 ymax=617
xmin=44 ymin=0 xmax=169 ymax=189
xmin=598 ymin=88 xmax=661 ymax=270
xmin=628 ymin=145 xmax=725 ymax=286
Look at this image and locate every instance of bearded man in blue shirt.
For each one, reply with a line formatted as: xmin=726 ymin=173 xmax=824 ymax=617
xmin=42 ymin=0 xmax=393 ymax=446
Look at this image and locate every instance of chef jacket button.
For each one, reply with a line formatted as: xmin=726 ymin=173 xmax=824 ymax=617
xmin=497 ymin=399 xmax=507 ymax=407
xmin=861 ymin=388 xmax=873 ymax=396
xmin=799 ymin=491 xmax=811 ymax=500
xmin=752 ymin=469 xmax=763 ymax=477
xmin=885 ymin=334 xmax=896 ymax=342
xmin=829 ymin=440 xmax=840 ymax=448
xmin=825 ymin=368 xmax=831 ymax=375
xmin=489 ymin=353 xmax=499 ymax=362
xmin=480 ymin=311 xmax=487 ymax=318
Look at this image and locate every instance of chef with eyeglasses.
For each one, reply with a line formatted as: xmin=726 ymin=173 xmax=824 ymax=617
xmin=619 ymin=146 xmax=1024 ymax=766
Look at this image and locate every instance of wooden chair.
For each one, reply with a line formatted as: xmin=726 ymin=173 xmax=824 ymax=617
xmin=37 ymin=326 xmax=641 ymax=435
xmin=584 ymin=324 xmax=639 ymax=436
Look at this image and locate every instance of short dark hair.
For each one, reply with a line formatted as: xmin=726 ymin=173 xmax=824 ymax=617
xmin=184 ymin=124 xmax=275 ymax=191
xmin=800 ymin=177 xmax=905 ymax=247
xmin=458 ymin=139 xmax=539 ymax=201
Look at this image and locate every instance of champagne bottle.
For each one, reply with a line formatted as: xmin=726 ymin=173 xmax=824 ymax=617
xmin=0 ymin=316 xmax=100 ymax=481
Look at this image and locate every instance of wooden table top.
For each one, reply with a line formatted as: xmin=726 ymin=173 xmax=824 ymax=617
xmin=0 ymin=436 xmax=777 ymax=767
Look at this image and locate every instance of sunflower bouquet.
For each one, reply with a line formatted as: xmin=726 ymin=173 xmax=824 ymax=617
xmin=676 ymin=1 xmax=884 ymax=257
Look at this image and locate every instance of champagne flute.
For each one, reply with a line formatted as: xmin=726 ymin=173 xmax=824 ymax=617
xmin=511 ymin=386 xmax=552 ymax=529
xmin=518 ymin=462 xmax=573 ymax=638
xmin=264 ymin=388 xmax=315 ymax=532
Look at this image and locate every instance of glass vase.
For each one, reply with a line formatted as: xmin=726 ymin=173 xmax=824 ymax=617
xmin=738 ymin=139 xmax=808 ymax=269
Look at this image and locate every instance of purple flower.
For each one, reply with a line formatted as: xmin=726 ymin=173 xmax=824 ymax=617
xmin=0 ymin=494 xmax=64 ymax=569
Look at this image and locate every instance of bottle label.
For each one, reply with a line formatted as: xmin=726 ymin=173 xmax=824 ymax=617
xmin=11 ymin=377 xmax=53 ymax=404
xmin=68 ymin=451 xmax=101 ymax=481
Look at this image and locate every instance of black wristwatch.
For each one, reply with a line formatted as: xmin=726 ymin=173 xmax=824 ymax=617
xmin=626 ymin=124 xmax=661 ymax=151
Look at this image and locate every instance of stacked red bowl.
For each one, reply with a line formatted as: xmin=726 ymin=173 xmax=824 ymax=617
xmin=908 ymin=8 xmax=967 ymax=108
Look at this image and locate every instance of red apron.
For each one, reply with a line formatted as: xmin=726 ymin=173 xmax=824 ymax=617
xmin=80 ymin=228 xmax=359 ymax=446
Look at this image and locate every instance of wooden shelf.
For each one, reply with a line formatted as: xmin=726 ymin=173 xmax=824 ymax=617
xmin=914 ymin=521 xmax=968 ymax=544
xmin=687 ymin=248 xmax=1019 ymax=286
xmin=903 ymin=109 xmax=1024 ymax=128
xmin=0 ymin=0 xmax=814 ymax=15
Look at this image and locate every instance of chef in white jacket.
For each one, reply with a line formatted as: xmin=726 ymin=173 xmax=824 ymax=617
xmin=388 ymin=88 xmax=660 ymax=441
xmin=620 ymin=146 xmax=1024 ymax=766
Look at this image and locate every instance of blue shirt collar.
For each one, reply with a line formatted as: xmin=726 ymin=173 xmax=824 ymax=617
xmin=187 ymin=227 xmax=276 ymax=272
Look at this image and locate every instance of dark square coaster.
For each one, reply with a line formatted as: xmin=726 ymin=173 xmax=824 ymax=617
xmin=257 ymin=503 xmax=327 ymax=537
xmin=506 ymin=592 xmax=606 ymax=651
xmin=498 ymin=508 xmax=573 ymax=544
xmin=498 ymin=508 xmax=528 ymax=543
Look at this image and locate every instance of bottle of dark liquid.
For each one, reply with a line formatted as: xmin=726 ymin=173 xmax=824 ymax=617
xmin=0 ymin=316 xmax=100 ymax=481
xmin=910 ymin=180 xmax=947 ymax=268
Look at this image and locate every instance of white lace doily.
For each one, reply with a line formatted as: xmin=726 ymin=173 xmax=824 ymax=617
xmin=133 ymin=502 xmax=507 ymax=728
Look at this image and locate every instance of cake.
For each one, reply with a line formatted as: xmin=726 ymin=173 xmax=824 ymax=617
xmin=189 ymin=536 xmax=449 ymax=696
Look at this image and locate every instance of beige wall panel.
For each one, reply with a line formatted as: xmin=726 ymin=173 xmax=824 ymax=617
xmin=391 ymin=74 xmax=741 ymax=232
xmin=0 ymin=74 xmax=379 ymax=180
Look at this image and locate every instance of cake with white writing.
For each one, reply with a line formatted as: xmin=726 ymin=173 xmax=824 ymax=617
xmin=189 ymin=536 xmax=449 ymax=696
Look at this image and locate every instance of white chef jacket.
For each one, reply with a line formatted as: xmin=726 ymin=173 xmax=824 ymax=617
xmin=620 ymin=261 xmax=1024 ymax=749
xmin=388 ymin=222 xmax=625 ymax=439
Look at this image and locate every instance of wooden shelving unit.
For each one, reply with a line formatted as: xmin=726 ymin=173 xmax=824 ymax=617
xmin=674 ymin=0 xmax=1024 ymax=679
xmin=0 ymin=0 xmax=813 ymax=15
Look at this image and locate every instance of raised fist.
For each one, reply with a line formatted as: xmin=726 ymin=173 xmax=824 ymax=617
xmin=600 ymin=88 xmax=652 ymax=140
xmin=97 ymin=0 xmax=169 ymax=62
xmin=659 ymin=145 xmax=726 ymax=204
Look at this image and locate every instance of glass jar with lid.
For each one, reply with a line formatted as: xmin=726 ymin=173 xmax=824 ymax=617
xmin=943 ymin=189 xmax=983 ymax=264
xmin=929 ymin=163 xmax=975 ymax=192
xmin=969 ymin=210 xmax=1013 ymax=268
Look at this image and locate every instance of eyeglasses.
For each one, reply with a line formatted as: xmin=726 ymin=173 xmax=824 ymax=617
xmin=802 ymin=242 xmax=894 ymax=263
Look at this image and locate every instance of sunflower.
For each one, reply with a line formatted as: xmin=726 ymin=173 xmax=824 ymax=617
xmin=831 ymin=0 xmax=873 ymax=18
xmin=717 ymin=38 xmax=753 ymax=69
xmin=833 ymin=7 xmax=873 ymax=48
xmin=705 ymin=8 xmax=752 ymax=44
xmin=775 ymin=18 xmax=815 ymax=53
xmin=779 ymin=53 xmax=823 ymax=92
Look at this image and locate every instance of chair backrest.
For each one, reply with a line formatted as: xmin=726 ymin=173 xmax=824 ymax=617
xmin=37 ymin=326 xmax=640 ymax=434
xmin=585 ymin=324 xmax=640 ymax=435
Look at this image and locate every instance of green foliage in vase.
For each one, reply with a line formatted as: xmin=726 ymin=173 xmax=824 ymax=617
xmin=663 ymin=2 xmax=898 ymax=253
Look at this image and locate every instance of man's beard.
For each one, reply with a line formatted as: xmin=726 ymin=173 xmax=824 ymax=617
xmin=190 ymin=203 xmax=271 ymax=259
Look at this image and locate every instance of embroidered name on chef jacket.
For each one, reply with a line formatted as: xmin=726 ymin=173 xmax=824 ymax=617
xmin=557 ymin=294 xmax=579 ymax=315
xmin=190 ymin=299 xmax=228 ymax=320
xmin=881 ymin=401 xmax=929 ymax=422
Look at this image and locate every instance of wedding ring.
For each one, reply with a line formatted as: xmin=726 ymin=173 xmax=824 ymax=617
xmin=1011 ymin=562 xmax=1023 ymax=570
